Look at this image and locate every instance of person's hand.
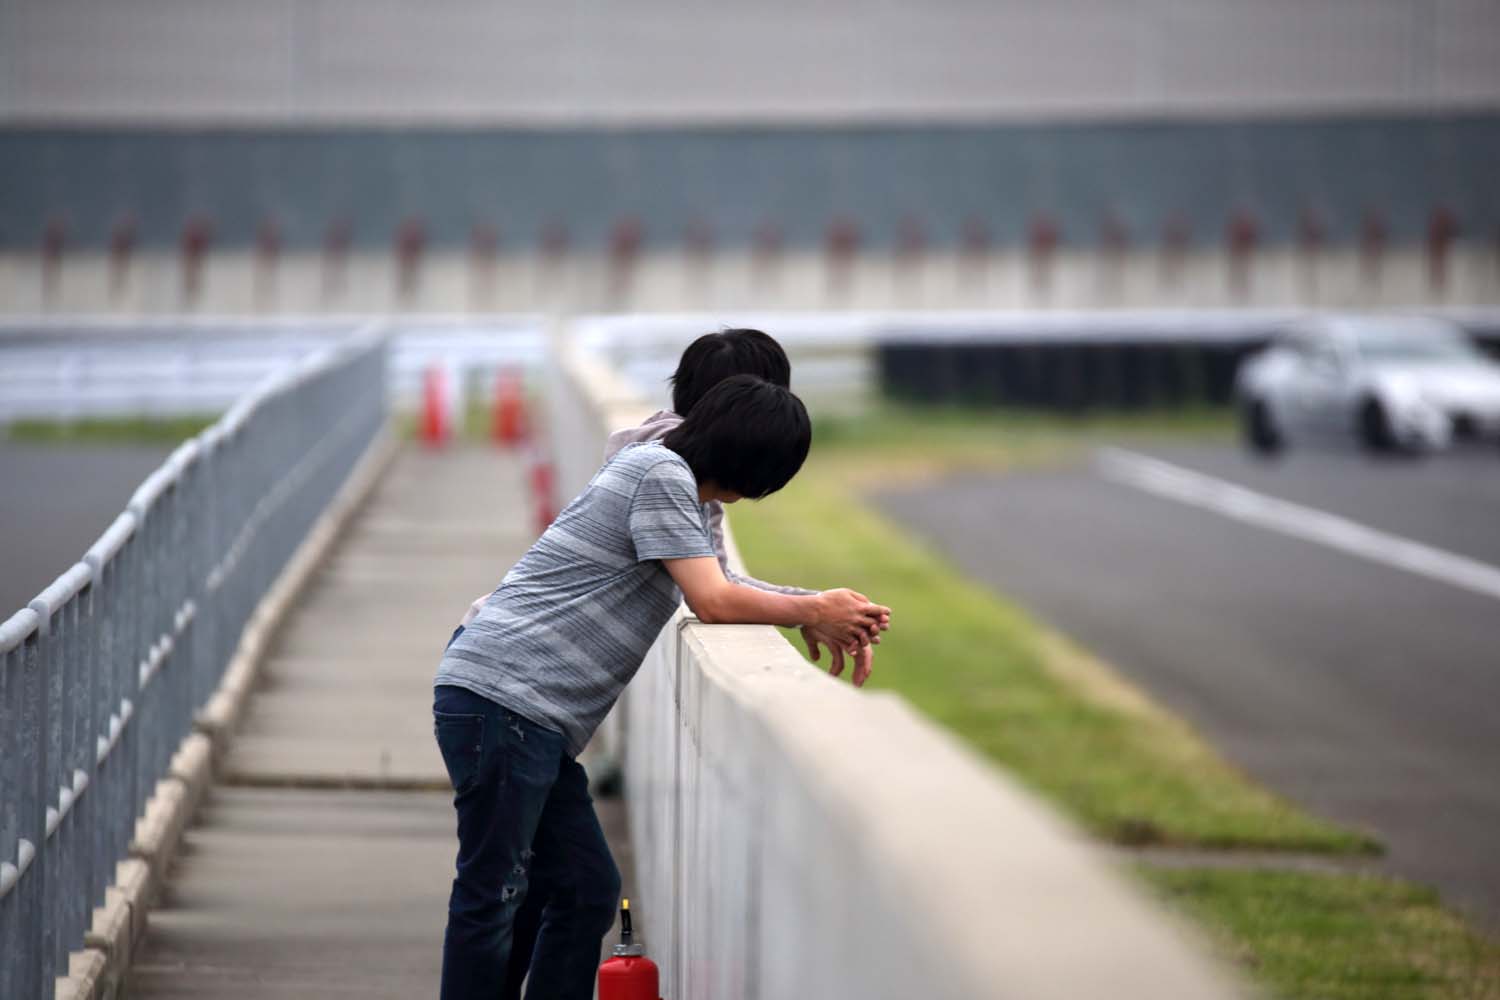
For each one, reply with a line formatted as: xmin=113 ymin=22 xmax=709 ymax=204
xmin=800 ymin=625 xmax=876 ymax=688
xmin=810 ymin=588 xmax=891 ymax=649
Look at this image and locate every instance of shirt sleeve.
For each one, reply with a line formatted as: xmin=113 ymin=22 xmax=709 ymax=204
xmin=629 ymin=462 xmax=716 ymax=563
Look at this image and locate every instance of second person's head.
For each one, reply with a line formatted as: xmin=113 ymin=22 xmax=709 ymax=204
xmin=670 ymin=328 xmax=791 ymax=415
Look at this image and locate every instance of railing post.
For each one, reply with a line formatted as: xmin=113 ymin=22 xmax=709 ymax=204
xmin=1 ymin=611 xmax=48 ymax=999
xmin=1 ymin=632 xmax=17 ymax=999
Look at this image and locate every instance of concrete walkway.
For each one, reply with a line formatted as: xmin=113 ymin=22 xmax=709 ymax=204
xmin=126 ymin=444 xmax=629 ymax=998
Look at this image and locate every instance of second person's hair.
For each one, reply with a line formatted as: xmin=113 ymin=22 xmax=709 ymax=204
xmin=670 ymin=328 xmax=791 ymax=415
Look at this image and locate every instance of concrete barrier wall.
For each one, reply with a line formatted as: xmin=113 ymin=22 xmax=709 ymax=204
xmin=547 ymin=336 xmax=1247 ymax=1000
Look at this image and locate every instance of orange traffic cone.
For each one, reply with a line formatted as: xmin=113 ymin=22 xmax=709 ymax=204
xmin=531 ymin=451 xmax=556 ymax=533
xmin=421 ymin=364 xmax=449 ymax=448
xmin=491 ymin=369 xmax=528 ymax=447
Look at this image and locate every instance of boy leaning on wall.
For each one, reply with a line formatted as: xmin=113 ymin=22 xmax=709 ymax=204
xmin=461 ymin=328 xmax=881 ymax=685
xmin=476 ymin=328 xmax=886 ymax=1000
xmin=432 ymin=333 xmax=892 ymax=1000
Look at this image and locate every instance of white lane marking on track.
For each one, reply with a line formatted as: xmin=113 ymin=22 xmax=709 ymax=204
xmin=1095 ymin=447 xmax=1500 ymax=603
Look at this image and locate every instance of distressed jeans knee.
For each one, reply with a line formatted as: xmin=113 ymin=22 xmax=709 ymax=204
xmin=500 ymin=847 xmax=535 ymax=904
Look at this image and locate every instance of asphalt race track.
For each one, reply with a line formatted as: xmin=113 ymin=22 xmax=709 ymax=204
xmin=876 ymin=442 xmax=1500 ymax=929
xmin=0 ymin=443 xmax=174 ymax=617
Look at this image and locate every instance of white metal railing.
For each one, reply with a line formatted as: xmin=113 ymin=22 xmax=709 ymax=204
xmin=0 ymin=317 xmax=545 ymax=422
xmin=0 ymin=327 xmax=387 ymax=999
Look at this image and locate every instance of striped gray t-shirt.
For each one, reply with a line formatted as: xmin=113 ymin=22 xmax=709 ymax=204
xmin=435 ymin=441 xmax=715 ymax=755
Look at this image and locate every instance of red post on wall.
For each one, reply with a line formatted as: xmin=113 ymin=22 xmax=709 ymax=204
xmin=323 ymin=218 xmax=352 ymax=300
xmin=40 ymin=217 xmax=67 ymax=301
xmin=825 ymin=217 xmax=860 ymax=297
xmin=1359 ymin=209 xmax=1387 ymax=284
xmin=683 ymin=218 xmax=711 ymax=295
xmin=108 ymin=214 xmax=137 ymax=301
xmin=684 ymin=218 xmax=713 ymax=264
xmin=470 ymin=222 xmax=500 ymax=304
xmin=608 ymin=217 xmax=644 ymax=299
xmin=534 ymin=220 xmax=568 ymax=291
xmin=1100 ymin=210 xmax=1130 ymax=256
xmin=684 ymin=217 xmax=714 ymax=293
xmin=540 ymin=221 xmax=569 ymax=261
xmin=959 ymin=215 xmax=990 ymax=288
xmin=1160 ymin=214 xmax=1190 ymax=286
xmin=395 ymin=218 xmax=426 ymax=303
xmin=180 ymin=216 xmax=213 ymax=305
xmin=1296 ymin=205 xmax=1325 ymax=299
xmin=1426 ymin=206 xmax=1458 ymax=292
xmin=254 ymin=218 xmax=281 ymax=305
xmin=1098 ymin=209 xmax=1129 ymax=296
xmin=1225 ymin=210 xmax=1258 ymax=298
xmin=895 ymin=215 xmax=925 ymax=286
xmin=1027 ymin=213 xmax=1060 ymax=295
xmin=751 ymin=221 xmax=784 ymax=286
xmin=1297 ymin=205 xmax=1326 ymax=257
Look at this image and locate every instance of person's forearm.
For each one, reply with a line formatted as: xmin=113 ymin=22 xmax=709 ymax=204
xmin=690 ymin=580 xmax=821 ymax=628
xmin=725 ymin=568 xmax=818 ymax=597
xmin=709 ymin=501 xmax=815 ymax=597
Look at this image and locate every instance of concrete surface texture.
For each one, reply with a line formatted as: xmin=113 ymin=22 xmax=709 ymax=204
xmin=123 ymin=445 xmax=555 ymax=998
xmin=875 ymin=444 xmax=1500 ymax=930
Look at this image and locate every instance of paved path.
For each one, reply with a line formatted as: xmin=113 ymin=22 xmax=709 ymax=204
xmin=876 ymin=444 xmax=1500 ymax=930
xmin=127 ymin=444 xmax=632 ymax=998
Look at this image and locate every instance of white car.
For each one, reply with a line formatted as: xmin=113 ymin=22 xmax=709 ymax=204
xmin=1235 ymin=315 xmax=1500 ymax=456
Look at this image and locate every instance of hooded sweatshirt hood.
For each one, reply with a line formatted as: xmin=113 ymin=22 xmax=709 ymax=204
xmin=604 ymin=409 xmax=683 ymax=461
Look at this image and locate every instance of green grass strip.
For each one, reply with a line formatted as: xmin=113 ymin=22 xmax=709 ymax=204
xmin=5 ymin=414 xmax=218 ymax=445
xmin=1142 ymin=868 xmax=1500 ymax=999
xmin=729 ymin=407 xmax=1373 ymax=853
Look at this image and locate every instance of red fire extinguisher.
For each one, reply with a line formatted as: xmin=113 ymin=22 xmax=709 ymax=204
xmin=597 ymin=898 xmax=661 ymax=1000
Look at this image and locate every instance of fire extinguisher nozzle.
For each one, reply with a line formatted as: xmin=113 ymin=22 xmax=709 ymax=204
xmin=612 ymin=897 xmax=644 ymax=957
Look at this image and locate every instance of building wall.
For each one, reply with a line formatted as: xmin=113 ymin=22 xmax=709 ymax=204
xmin=3 ymin=0 xmax=1499 ymax=124
xmin=5 ymin=1 xmax=1497 ymax=257
xmin=3 ymin=116 xmax=1498 ymax=251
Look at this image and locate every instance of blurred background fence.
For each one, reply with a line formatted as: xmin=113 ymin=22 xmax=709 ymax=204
xmin=0 ymin=330 xmax=386 ymax=999
xmin=8 ymin=311 xmax=1500 ymax=427
xmin=0 ymin=318 xmax=541 ymax=421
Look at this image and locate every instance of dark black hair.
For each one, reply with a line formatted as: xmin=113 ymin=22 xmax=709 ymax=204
xmin=670 ymin=328 xmax=791 ymax=415
xmin=663 ymin=375 xmax=811 ymax=499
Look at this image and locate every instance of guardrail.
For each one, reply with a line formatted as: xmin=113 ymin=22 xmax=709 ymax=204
xmin=548 ymin=333 xmax=1244 ymax=1000
xmin=0 ymin=316 xmax=544 ymax=422
xmin=0 ymin=327 xmax=388 ymax=999
xmin=570 ymin=307 xmax=1500 ymax=415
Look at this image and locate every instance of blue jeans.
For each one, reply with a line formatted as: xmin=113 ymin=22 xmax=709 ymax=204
xmin=444 ymin=624 xmax=553 ymax=997
xmin=433 ymin=683 xmax=620 ymax=1000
